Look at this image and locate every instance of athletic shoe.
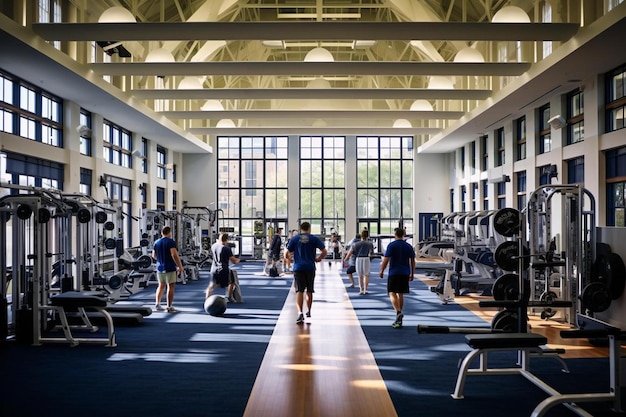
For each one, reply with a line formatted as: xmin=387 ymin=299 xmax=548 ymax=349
xmin=348 ymin=284 xmax=355 ymax=288
xmin=296 ymin=313 xmax=304 ymax=324
xmin=396 ymin=312 xmax=404 ymax=324
xmin=166 ymin=306 xmax=178 ymax=313
xmin=391 ymin=321 xmax=402 ymax=329
xmin=227 ymin=296 xmax=236 ymax=303
xmin=154 ymin=304 xmax=165 ymax=311
xmin=306 ymin=311 xmax=311 ymax=318
xmin=364 ymin=291 xmax=369 ymax=295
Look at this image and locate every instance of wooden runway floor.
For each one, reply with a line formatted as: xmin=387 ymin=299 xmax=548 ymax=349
xmin=243 ymin=264 xmax=397 ymax=417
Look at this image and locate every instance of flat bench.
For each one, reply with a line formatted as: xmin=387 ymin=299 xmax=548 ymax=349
xmin=452 ymin=332 xmax=566 ymax=400
xmin=39 ymin=291 xmax=117 ymax=347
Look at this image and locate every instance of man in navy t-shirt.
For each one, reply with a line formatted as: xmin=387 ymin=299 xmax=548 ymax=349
xmin=378 ymin=228 xmax=415 ymax=328
xmin=285 ymin=222 xmax=327 ymax=324
xmin=152 ymin=226 xmax=185 ymax=313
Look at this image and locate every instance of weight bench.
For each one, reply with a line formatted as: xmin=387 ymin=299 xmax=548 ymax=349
xmin=39 ymin=292 xmax=117 ymax=347
xmin=453 ymin=333 xmax=566 ymax=400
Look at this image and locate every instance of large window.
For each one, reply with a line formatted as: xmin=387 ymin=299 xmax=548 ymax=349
xmin=496 ymin=127 xmax=505 ymax=166
xmin=4 ymin=152 xmax=63 ymax=190
xmin=79 ymin=168 xmax=92 ymax=195
xmin=102 ymin=175 xmax=133 ymax=247
xmin=606 ymin=64 xmax=626 ymax=132
xmin=480 ymin=135 xmax=488 ymax=171
xmin=217 ymin=136 xmax=289 ymax=255
xmin=156 ymin=146 xmax=167 ymax=179
xmin=103 ymin=120 xmax=132 ymax=168
xmin=38 ymin=0 xmax=62 ymax=49
xmin=606 ymin=146 xmax=626 ymax=226
xmin=0 ymin=70 xmax=63 ymax=146
xmin=516 ymin=171 xmax=527 ymax=211
xmin=566 ymin=89 xmax=584 ymax=144
xmin=79 ymin=109 xmax=92 ymax=156
xmin=567 ymin=157 xmax=584 ymax=184
xmin=538 ymin=104 xmax=551 ymax=154
xmin=482 ymin=179 xmax=489 ymax=210
xmin=356 ymin=136 xmax=413 ymax=236
xmin=515 ymin=116 xmax=526 ymax=160
xmin=301 ymin=136 xmax=345 ymax=235
xmin=497 ymin=182 xmax=506 ymax=209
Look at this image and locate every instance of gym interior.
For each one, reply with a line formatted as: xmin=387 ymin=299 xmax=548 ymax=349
xmin=2 ymin=1 xmax=626 ymax=416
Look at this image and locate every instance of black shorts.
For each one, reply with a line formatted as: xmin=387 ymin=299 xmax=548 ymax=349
xmin=387 ymin=274 xmax=410 ymax=294
xmin=346 ymin=265 xmax=356 ymax=274
xmin=213 ymin=269 xmax=235 ymax=288
xmin=294 ymin=270 xmax=315 ymax=293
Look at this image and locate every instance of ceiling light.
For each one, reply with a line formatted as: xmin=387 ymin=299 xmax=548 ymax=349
xmin=306 ymin=79 xmax=332 ymax=89
xmin=98 ymin=6 xmax=136 ymax=23
xmin=492 ymin=6 xmax=531 ymax=23
xmin=201 ymin=100 xmax=225 ymax=111
xmin=453 ymin=47 xmax=485 ymax=63
xmin=410 ymin=100 xmax=433 ymax=111
xmin=304 ymin=47 xmax=334 ymax=62
xmin=428 ymin=76 xmax=454 ymax=90
xmin=216 ymin=119 xmax=236 ymax=128
xmin=262 ymin=40 xmax=286 ymax=49
xmin=145 ymin=48 xmax=175 ymax=63
xmin=352 ymin=40 xmax=376 ymax=49
xmin=393 ymin=119 xmax=412 ymax=128
xmin=177 ymin=77 xmax=203 ymax=90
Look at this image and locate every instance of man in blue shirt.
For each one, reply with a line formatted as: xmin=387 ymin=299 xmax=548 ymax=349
xmin=152 ymin=226 xmax=185 ymax=313
xmin=378 ymin=228 xmax=415 ymax=328
xmin=285 ymin=222 xmax=327 ymax=324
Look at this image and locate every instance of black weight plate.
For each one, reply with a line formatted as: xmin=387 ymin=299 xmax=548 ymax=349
xmin=95 ymin=211 xmax=108 ymax=224
xmin=580 ymin=282 xmax=611 ymax=313
xmin=139 ymin=239 xmax=150 ymax=247
xmin=491 ymin=309 xmax=518 ymax=332
xmin=104 ymin=238 xmax=116 ymax=250
xmin=76 ymin=208 xmax=91 ymax=223
xmin=492 ymin=274 xmax=519 ymax=301
xmin=108 ymin=274 xmax=123 ymax=290
xmin=103 ymin=221 xmax=115 ymax=231
xmin=16 ymin=204 xmax=32 ymax=220
xmin=494 ymin=241 xmax=530 ymax=271
xmin=136 ymin=255 xmax=152 ymax=269
xmin=493 ymin=208 xmax=521 ymax=237
xmin=38 ymin=208 xmax=51 ymax=224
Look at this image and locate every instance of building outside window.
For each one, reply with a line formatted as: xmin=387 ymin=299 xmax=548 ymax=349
xmin=217 ymin=136 xmax=289 ymax=256
xmin=356 ymin=136 xmax=413 ymax=237
xmin=302 ymin=136 xmax=345 ymax=235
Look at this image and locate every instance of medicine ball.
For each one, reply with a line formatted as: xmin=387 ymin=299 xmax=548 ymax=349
xmin=204 ymin=295 xmax=227 ymax=317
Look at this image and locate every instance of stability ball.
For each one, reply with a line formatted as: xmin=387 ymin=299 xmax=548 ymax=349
xmin=204 ymin=295 xmax=227 ymax=316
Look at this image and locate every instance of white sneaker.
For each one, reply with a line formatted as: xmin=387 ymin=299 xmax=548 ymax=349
xmin=154 ymin=304 xmax=165 ymax=311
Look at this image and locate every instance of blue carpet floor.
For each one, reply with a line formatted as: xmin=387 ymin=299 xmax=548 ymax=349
xmin=1 ymin=260 xmax=622 ymax=417
xmin=349 ymin=259 xmax=622 ymax=417
xmin=0 ymin=261 xmax=291 ymax=417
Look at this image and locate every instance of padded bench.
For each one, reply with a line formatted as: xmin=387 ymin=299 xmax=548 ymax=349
xmin=452 ymin=332 xmax=565 ymax=400
xmin=39 ymin=291 xmax=117 ymax=347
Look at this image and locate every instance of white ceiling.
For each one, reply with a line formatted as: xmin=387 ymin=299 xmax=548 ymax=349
xmin=3 ymin=0 xmax=626 ymax=154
